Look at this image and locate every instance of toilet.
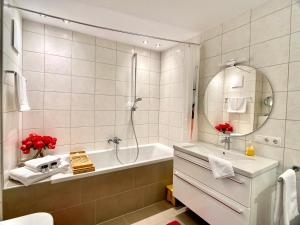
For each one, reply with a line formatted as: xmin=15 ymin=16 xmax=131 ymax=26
xmin=0 ymin=213 xmax=53 ymax=225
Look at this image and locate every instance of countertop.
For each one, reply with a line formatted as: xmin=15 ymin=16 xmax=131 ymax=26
xmin=174 ymin=142 xmax=279 ymax=178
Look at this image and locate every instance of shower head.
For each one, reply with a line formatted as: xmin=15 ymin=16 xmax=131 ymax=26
xmin=135 ymin=97 xmax=142 ymax=102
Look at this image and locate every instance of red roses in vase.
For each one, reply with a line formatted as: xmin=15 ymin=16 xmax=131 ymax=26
xmin=215 ymin=123 xmax=233 ymax=134
xmin=20 ymin=133 xmax=57 ymax=158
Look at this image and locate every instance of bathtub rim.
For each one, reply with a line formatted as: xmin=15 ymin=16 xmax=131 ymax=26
xmin=4 ymin=143 xmax=173 ymax=190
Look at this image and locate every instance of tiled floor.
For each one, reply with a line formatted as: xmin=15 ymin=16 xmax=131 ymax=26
xmin=98 ymin=201 xmax=209 ymax=225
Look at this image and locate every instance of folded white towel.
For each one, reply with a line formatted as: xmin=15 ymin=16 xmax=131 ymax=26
xmin=25 ymin=155 xmax=61 ymax=172
xmin=15 ymin=73 xmax=30 ymax=112
xmin=227 ymin=97 xmax=247 ymax=113
xmin=9 ymin=161 xmax=69 ymax=186
xmin=208 ymin=155 xmax=235 ymax=179
xmin=274 ymin=169 xmax=299 ymax=225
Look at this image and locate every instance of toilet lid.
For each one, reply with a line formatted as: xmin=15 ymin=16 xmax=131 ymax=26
xmin=0 ymin=213 xmax=53 ymax=225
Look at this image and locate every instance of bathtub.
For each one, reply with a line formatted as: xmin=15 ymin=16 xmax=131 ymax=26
xmin=51 ymin=143 xmax=173 ymax=183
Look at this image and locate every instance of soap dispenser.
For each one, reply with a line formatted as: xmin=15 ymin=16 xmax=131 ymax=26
xmin=246 ymin=140 xmax=255 ymax=156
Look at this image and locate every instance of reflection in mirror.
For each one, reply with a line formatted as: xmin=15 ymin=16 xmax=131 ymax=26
xmin=203 ymin=65 xmax=273 ymax=136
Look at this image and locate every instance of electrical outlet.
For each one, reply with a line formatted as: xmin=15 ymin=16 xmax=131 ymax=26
xmin=254 ymin=135 xmax=282 ymax=147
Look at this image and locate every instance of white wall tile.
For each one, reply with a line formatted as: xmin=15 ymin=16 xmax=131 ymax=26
xmin=72 ymin=42 xmax=95 ymax=61
xmin=116 ymin=43 xmax=135 ymax=53
xmin=292 ymin=3 xmax=300 ymax=33
xmin=45 ymin=36 xmax=72 ymax=57
xmin=96 ymin=37 xmax=116 ymax=49
xmin=23 ymin=51 xmax=44 ymax=72
xmin=95 ymin=111 xmax=115 ymax=126
xmin=201 ymin=25 xmax=222 ymax=42
xmin=73 ymin=32 xmax=95 ymax=45
xmin=23 ymin=31 xmax=44 ymax=52
xmin=23 ymin=20 xmax=44 ymax=34
xmin=45 ymin=54 xmax=71 ymax=75
xmin=222 ymin=24 xmax=250 ymax=53
xmin=71 ymin=127 xmax=94 ymax=144
xmin=202 ymin=36 xmax=222 ymax=59
xmin=44 ymin=110 xmax=70 ymax=128
xmin=45 ymin=25 xmax=72 ymax=40
xmin=270 ymin=92 xmax=287 ymax=119
xmin=96 ymin=46 xmax=116 ymax=64
xmin=251 ymin=7 xmax=291 ymax=44
xmin=290 ymin=32 xmax=300 ymax=62
xmin=23 ymin=71 xmax=44 ymax=91
xmin=117 ymin=51 xmax=131 ymax=67
xmin=43 ymin=128 xmax=70 ymax=146
xmin=72 ymin=77 xmax=95 ymax=94
xmin=45 ymin=73 xmax=71 ymax=92
xmin=259 ymin=64 xmax=288 ymax=92
xmin=95 ymin=79 xmax=116 ymax=95
xmin=287 ymin=91 xmax=300 ymax=120
xmin=27 ymin=91 xmax=44 ymax=110
xmin=223 ymin=11 xmax=251 ymax=32
xmin=71 ymin=111 xmax=94 ymax=127
xmin=44 ymin=92 xmax=71 ymax=110
xmin=95 ymin=126 xmax=115 ymax=141
xmin=96 ymin=63 xmax=116 ymax=79
xmin=95 ymin=95 xmax=116 ymax=110
xmin=285 ymin=120 xmax=300 ymax=150
xmin=72 ymin=59 xmax=95 ymax=77
xmin=251 ymin=0 xmax=291 ymax=21
xmin=250 ymin=36 xmax=289 ymax=68
xmin=289 ymin=62 xmax=300 ymax=91
xmin=71 ymin=94 xmax=94 ymax=110
xmin=23 ymin=110 xmax=43 ymax=129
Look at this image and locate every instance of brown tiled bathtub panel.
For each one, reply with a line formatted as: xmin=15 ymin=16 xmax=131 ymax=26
xmin=3 ymin=160 xmax=173 ymax=224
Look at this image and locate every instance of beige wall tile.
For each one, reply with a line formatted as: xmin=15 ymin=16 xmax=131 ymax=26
xmin=72 ymin=42 xmax=95 ymax=61
xmin=23 ymin=71 xmax=44 ymax=91
xmin=222 ymin=24 xmax=250 ymax=53
xmin=27 ymin=91 xmax=44 ymax=110
xmin=45 ymin=73 xmax=71 ymax=92
xmin=44 ymin=128 xmax=70 ymax=145
xmin=223 ymin=11 xmax=251 ymax=33
xmin=95 ymin=79 xmax=116 ymax=95
xmin=96 ymin=37 xmax=117 ymax=49
xmin=44 ymin=92 xmax=71 ymax=110
xmin=71 ymin=110 xmax=94 ymax=127
xmin=96 ymin=63 xmax=116 ymax=80
xmin=73 ymin=31 xmax=95 ymax=45
xmin=71 ymin=127 xmax=94 ymax=144
xmin=96 ymin=46 xmax=117 ymax=64
xmin=23 ymin=31 xmax=44 ymax=53
xmin=251 ymin=0 xmax=291 ymax=21
xmin=45 ymin=36 xmax=72 ymax=57
xmin=23 ymin=20 xmax=44 ymax=34
xmin=285 ymin=120 xmax=300 ymax=150
xmin=289 ymin=62 xmax=300 ymax=91
xmin=95 ymin=126 xmax=115 ymax=142
xmin=45 ymin=25 xmax=72 ymax=40
xmin=44 ymin=110 xmax=70 ymax=128
xmin=287 ymin=91 xmax=300 ymax=120
xmin=259 ymin=64 xmax=288 ymax=92
xmin=71 ymin=93 xmax=94 ymax=110
xmin=95 ymin=95 xmax=116 ymax=110
xmin=23 ymin=51 xmax=44 ymax=72
xmin=292 ymin=3 xmax=300 ymax=33
xmin=290 ymin=32 xmax=300 ymax=62
xmin=201 ymin=25 xmax=222 ymax=42
xmin=72 ymin=59 xmax=95 ymax=77
xmin=251 ymin=7 xmax=291 ymax=45
xmin=95 ymin=111 xmax=115 ymax=126
xmin=250 ymin=36 xmax=289 ymax=68
xmin=22 ymin=110 xmax=43 ymax=129
xmin=45 ymin=54 xmax=71 ymax=75
xmin=201 ymin=36 xmax=221 ymax=59
xmin=72 ymin=77 xmax=95 ymax=94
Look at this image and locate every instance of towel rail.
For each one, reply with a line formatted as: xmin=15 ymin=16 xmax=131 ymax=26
xmin=277 ymin=166 xmax=300 ymax=182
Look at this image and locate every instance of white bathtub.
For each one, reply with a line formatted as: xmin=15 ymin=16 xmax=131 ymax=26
xmin=51 ymin=143 xmax=173 ymax=183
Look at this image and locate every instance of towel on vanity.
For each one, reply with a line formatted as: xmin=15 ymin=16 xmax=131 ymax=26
xmin=208 ymin=155 xmax=235 ymax=179
xmin=9 ymin=161 xmax=69 ymax=186
xmin=15 ymin=73 xmax=30 ymax=112
xmin=274 ymin=169 xmax=299 ymax=225
xmin=227 ymin=97 xmax=247 ymax=113
xmin=25 ymin=155 xmax=61 ymax=172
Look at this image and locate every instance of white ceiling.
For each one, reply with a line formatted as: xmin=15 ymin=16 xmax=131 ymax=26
xmin=14 ymin=0 xmax=268 ymax=51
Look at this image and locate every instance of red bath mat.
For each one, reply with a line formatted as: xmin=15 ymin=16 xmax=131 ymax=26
xmin=166 ymin=221 xmax=181 ymax=225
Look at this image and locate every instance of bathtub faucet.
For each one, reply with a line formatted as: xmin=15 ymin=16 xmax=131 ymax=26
xmin=108 ymin=137 xmax=122 ymax=145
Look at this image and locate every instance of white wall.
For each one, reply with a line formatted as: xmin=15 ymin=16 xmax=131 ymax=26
xmin=20 ymin=20 xmax=161 ymax=157
xmin=198 ymin=0 xmax=300 ymax=223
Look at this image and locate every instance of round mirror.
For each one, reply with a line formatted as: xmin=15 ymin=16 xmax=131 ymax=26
xmin=203 ymin=65 xmax=273 ymax=136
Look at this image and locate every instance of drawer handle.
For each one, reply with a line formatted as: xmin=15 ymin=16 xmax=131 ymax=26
xmin=175 ymin=171 xmax=244 ymax=214
xmin=175 ymin=153 xmax=245 ymax=184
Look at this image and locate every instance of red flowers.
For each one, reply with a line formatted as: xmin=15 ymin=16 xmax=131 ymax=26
xmin=215 ymin=123 xmax=233 ymax=134
xmin=20 ymin=133 xmax=57 ymax=154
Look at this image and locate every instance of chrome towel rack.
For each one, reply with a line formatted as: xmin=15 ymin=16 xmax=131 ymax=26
xmin=277 ymin=166 xmax=300 ymax=182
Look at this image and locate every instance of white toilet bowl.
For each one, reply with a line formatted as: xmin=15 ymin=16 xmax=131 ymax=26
xmin=0 ymin=212 xmax=53 ymax=225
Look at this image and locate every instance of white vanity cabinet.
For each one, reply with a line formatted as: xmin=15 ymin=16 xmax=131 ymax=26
xmin=173 ymin=143 xmax=279 ymax=225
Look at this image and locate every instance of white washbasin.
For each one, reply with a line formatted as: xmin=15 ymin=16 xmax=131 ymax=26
xmin=183 ymin=144 xmax=254 ymax=161
xmin=0 ymin=213 xmax=53 ymax=225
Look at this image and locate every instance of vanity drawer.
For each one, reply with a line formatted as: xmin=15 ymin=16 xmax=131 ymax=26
xmin=174 ymin=172 xmax=250 ymax=225
xmin=174 ymin=151 xmax=251 ymax=207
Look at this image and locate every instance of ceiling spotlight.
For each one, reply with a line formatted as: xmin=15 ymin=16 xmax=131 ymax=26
xmin=143 ymin=40 xmax=148 ymax=45
xmin=40 ymin=14 xmax=46 ymax=18
xmin=63 ymin=19 xmax=70 ymax=24
xmin=155 ymin=43 xmax=161 ymax=48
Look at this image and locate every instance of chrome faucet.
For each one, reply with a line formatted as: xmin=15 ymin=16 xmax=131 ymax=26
xmin=220 ymin=134 xmax=231 ymax=150
xmin=108 ymin=137 xmax=122 ymax=145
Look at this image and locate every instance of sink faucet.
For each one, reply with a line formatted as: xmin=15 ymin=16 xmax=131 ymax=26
xmin=220 ymin=134 xmax=231 ymax=150
xmin=108 ymin=137 xmax=122 ymax=145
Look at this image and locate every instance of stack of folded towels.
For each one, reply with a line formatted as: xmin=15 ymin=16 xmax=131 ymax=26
xmin=9 ymin=155 xmax=69 ymax=186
